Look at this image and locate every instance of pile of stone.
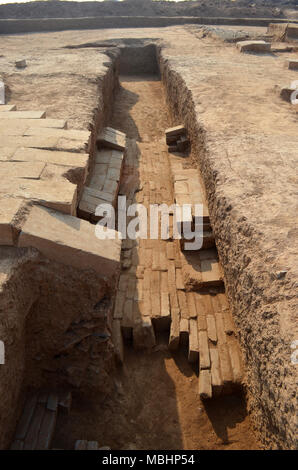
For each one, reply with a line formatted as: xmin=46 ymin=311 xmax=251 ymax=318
xmin=165 ymin=125 xmax=189 ymax=153
xmin=11 ymin=390 xmax=72 ymax=450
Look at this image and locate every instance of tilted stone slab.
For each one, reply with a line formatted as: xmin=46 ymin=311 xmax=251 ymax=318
xmin=0 ymin=111 xmax=46 ymax=119
xmin=0 ymin=122 xmax=28 ymax=136
xmin=1 ymin=135 xmax=59 ymax=149
xmin=165 ymin=125 xmax=186 ymax=138
xmin=18 ymin=205 xmax=121 ymax=278
xmin=78 ymin=186 xmax=117 ymax=220
xmin=0 ymin=197 xmax=24 ymax=245
xmin=236 ymin=41 xmax=271 ymax=53
xmin=24 ymin=127 xmax=90 ymax=142
xmin=0 ymin=178 xmax=77 ymax=215
xmin=0 ymin=104 xmax=16 ymax=112
xmin=12 ymin=147 xmax=89 ymax=169
xmin=0 ymin=118 xmax=66 ymax=130
xmin=97 ymin=127 xmax=126 ymax=151
xmin=0 ymin=161 xmax=45 ymax=179
xmin=1 ymin=135 xmax=87 ymax=153
xmin=0 ymin=147 xmax=17 ymax=161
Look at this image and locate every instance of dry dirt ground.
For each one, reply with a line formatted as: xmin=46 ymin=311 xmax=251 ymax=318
xmin=0 ymin=0 xmax=296 ymax=20
xmin=0 ymin=24 xmax=297 ymax=448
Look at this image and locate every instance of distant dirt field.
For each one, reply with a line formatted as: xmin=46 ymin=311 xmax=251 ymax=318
xmin=0 ymin=0 xmax=296 ymax=20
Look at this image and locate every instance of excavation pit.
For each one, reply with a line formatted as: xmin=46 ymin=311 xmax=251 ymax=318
xmin=0 ymin=25 xmax=297 ymax=450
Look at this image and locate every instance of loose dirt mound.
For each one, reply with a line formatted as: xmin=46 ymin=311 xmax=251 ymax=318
xmin=0 ymin=0 xmax=297 ymax=20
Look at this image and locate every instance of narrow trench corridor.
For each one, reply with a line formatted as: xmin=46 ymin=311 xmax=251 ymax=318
xmin=52 ymin=76 xmax=259 ymax=450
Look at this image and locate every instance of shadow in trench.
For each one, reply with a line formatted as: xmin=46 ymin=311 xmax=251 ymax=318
xmin=203 ymin=394 xmax=248 ymax=446
xmin=52 ymin=346 xmax=185 ymax=450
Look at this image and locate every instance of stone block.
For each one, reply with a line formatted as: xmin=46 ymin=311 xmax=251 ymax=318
xmin=36 ymin=408 xmax=57 ymax=450
xmin=133 ymin=316 xmax=156 ymax=350
xmin=198 ymin=330 xmax=210 ymax=370
xmin=14 ymin=394 xmax=38 ymax=441
xmin=188 ymin=318 xmax=199 ymax=363
xmin=15 ymin=59 xmax=26 ymax=68
xmin=0 ymin=147 xmax=17 ymax=161
xmin=280 ymin=84 xmax=298 ymax=103
xmin=236 ymin=41 xmax=271 ymax=53
xmin=2 ymin=118 xmax=66 ymax=129
xmin=13 ymin=147 xmax=88 ymax=169
xmin=75 ymin=440 xmax=88 ymax=450
xmin=209 ymin=348 xmax=223 ymax=396
xmin=228 ymin=339 xmax=242 ymax=384
xmin=179 ymin=317 xmax=189 ymax=346
xmin=0 ymin=161 xmax=45 ymax=179
xmin=18 ymin=205 xmax=121 ymax=279
xmin=206 ymin=314 xmax=217 ymax=344
xmin=0 ymin=197 xmax=23 ymax=245
xmin=0 ymin=111 xmax=46 ymax=119
xmin=0 ymin=178 xmax=77 ymax=215
xmin=288 ymin=59 xmax=298 ymax=70
xmin=165 ymin=125 xmax=186 ymax=138
xmin=0 ymin=104 xmax=16 ymax=111
xmin=97 ymin=127 xmax=126 ymax=151
xmin=169 ymin=307 xmax=180 ymax=351
xmin=198 ymin=369 xmax=212 ymax=399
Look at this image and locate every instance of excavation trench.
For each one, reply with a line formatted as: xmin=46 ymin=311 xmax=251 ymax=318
xmin=52 ymin=48 xmax=258 ymax=450
xmin=6 ymin=44 xmax=259 ymax=450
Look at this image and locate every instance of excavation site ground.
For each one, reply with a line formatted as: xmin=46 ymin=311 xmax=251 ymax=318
xmin=0 ymin=20 xmax=297 ymax=451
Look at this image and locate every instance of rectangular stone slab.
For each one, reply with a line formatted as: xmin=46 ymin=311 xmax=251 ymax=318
xmin=0 ymin=147 xmax=17 ymax=161
xmin=0 ymin=104 xmax=16 ymax=111
xmin=24 ymin=127 xmax=90 ymax=142
xmin=1 ymin=135 xmax=58 ymax=149
xmin=18 ymin=205 xmax=121 ymax=278
xmin=165 ymin=125 xmax=186 ymax=138
xmin=0 ymin=178 xmax=77 ymax=215
xmin=236 ymin=41 xmax=271 ymax=53
xmin=0 ymin=111 xmax=46 ymax=119
xmin=0 ymin=161 xmax=45 ymax=179
xmin=188 ymin=318 xmax=199 ymax=363
xmin=12 ymin=147 xmax=88 ymax=168
xmin=198 ymin=369 xmax=212 ymax=399
xmin=0 ymin=118 xmax=66 ymax=129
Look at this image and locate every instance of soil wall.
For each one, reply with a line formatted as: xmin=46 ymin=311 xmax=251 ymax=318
xmin=158 ymin=48 xmax=297 ymax=450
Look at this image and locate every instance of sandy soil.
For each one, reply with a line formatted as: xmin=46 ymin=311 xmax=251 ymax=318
xmin=0 ymin=1 xmax=294 ymax=20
